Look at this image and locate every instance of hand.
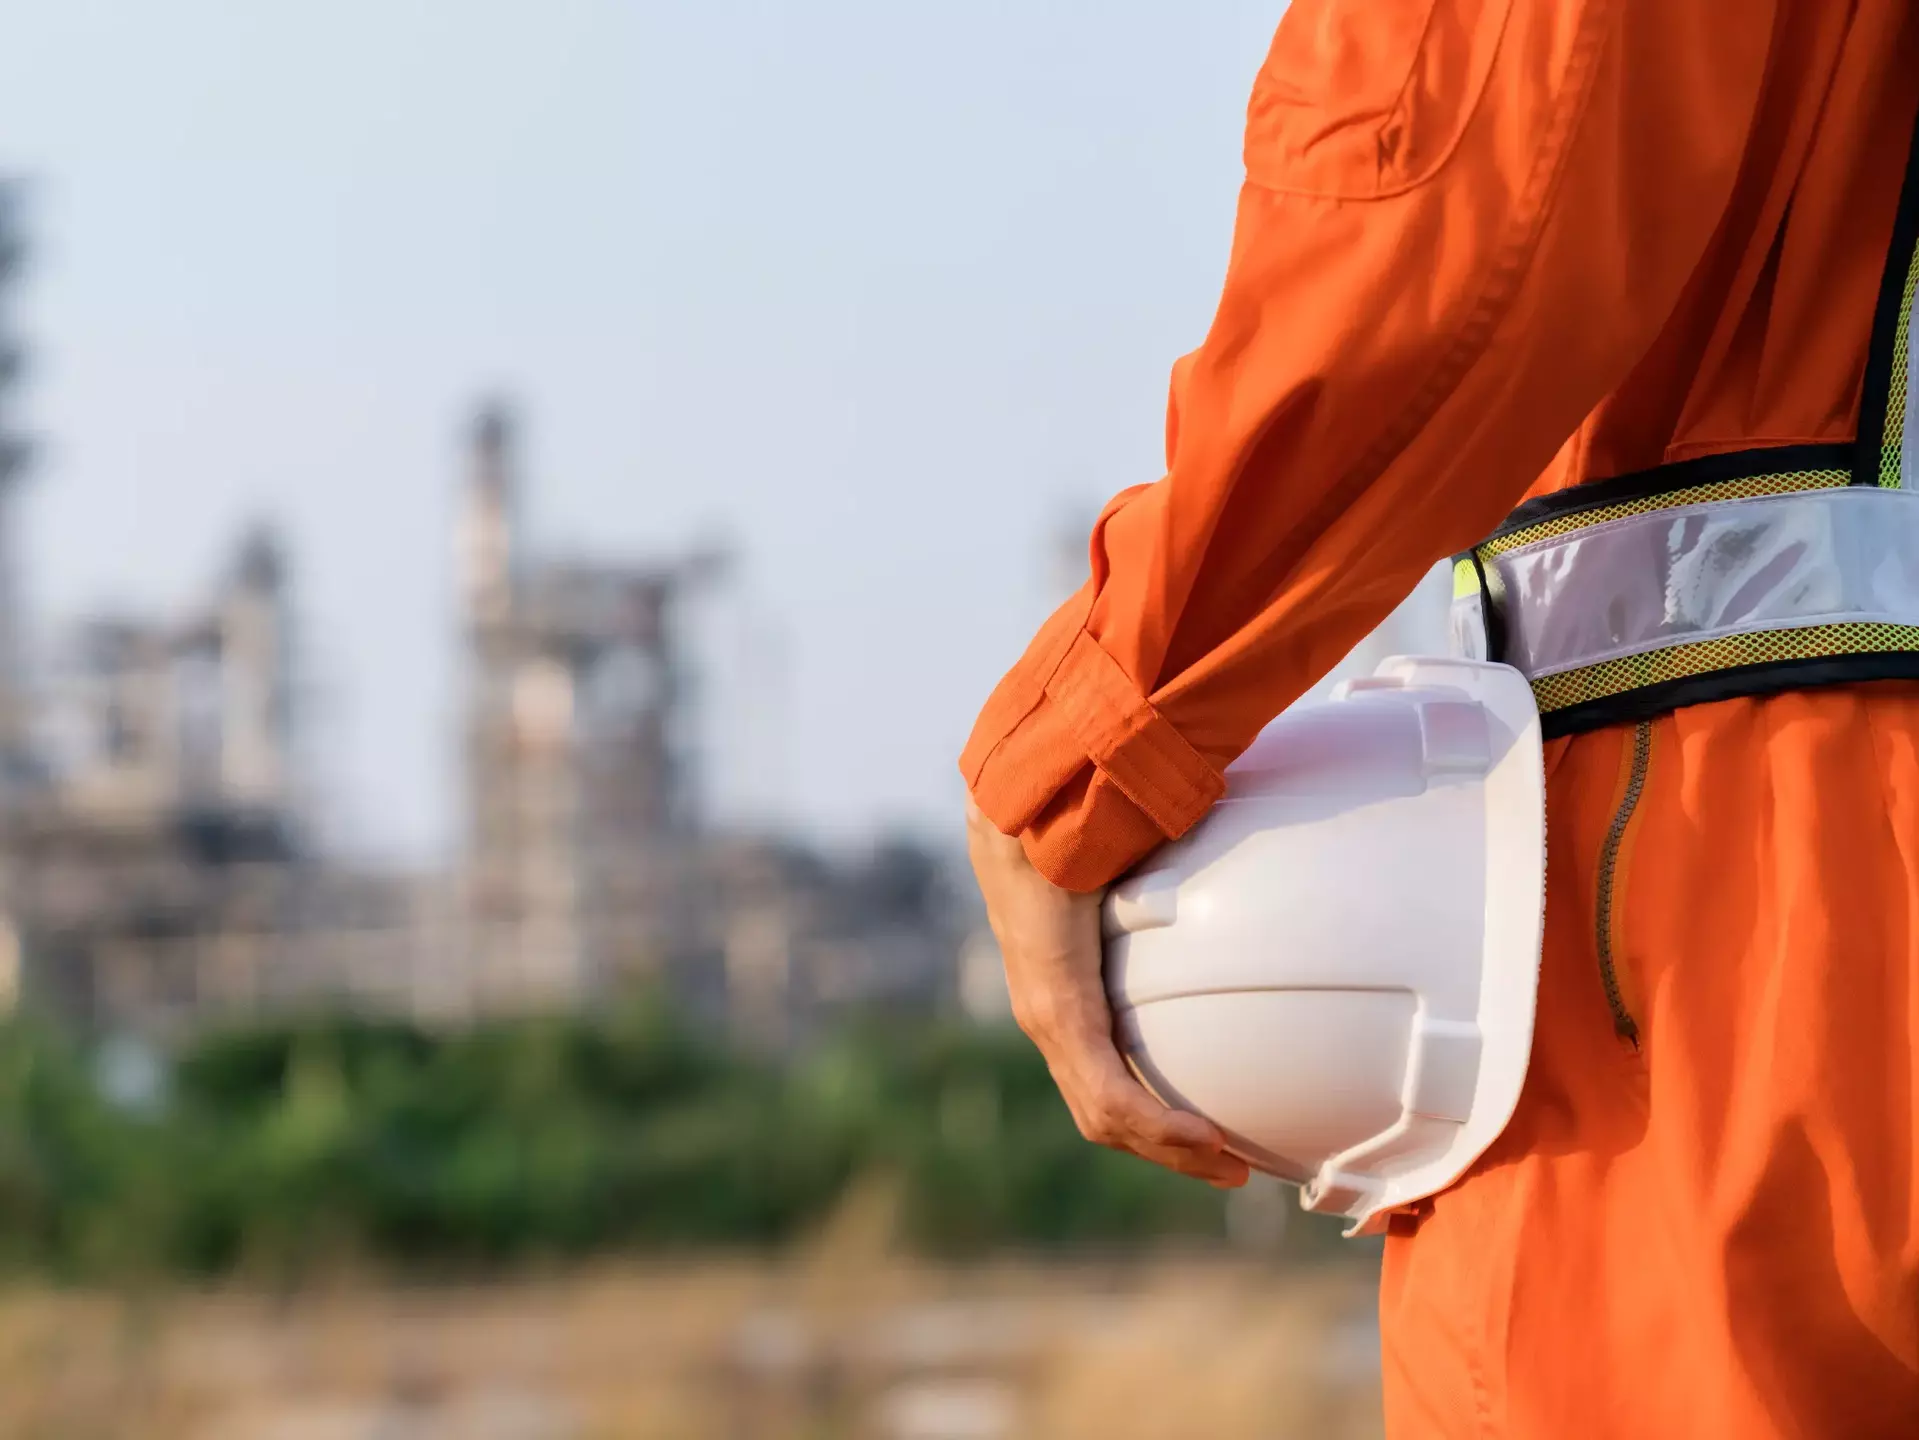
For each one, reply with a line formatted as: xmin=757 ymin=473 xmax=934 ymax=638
xmin=966 ymin=798 xmax=1249 ymax=1189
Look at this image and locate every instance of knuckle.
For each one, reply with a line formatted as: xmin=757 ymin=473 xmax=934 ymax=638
xmin=1133 ymin=1108 xmax=1174 ymax=1145
xmin=1011 ymin=992 xmax=1056 ymax=1040
xmin=1095 ymin=1077 xmax=1147 ymax=1125
xmin=1012 ymin=1010 xmax=1053 ymax=1051
xmin=1082 ymin=1104 xmax=1129 ymax=1150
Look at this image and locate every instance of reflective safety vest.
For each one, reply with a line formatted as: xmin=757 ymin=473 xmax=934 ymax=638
xmin=1452 ymin=115 xmax=1919 ymax=739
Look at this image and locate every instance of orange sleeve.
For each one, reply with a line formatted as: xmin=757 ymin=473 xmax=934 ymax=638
xmin=960 ymin=0 xmax=1776 ymax=891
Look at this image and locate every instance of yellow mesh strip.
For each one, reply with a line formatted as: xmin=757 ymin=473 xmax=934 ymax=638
xmin=1533 ymin=622 xmax=1919 ymax=714
xmin=1481 ymin=467 xmax=1851 ymax=559
xmin=1452 ymin=558 xmax=1480 ymax=599
xmin=1880 ymin=241 xmax=1918 ymax=488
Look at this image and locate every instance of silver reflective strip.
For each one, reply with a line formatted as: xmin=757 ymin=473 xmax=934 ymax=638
xmin=1488 ymin=487 xmax=1919 ymax=679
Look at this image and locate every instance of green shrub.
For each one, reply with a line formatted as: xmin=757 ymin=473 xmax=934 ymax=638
xmin=0 ymin=1000 xmax=1229 ymax=1280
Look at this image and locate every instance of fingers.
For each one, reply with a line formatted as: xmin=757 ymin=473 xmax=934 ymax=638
xmin=1047 ymin=1047 xmax=1251 ymax=1190
xmin=967 ymin=796 xmax=1249 ymax=1190
xmin=1012 ymin=945 xmax=1250 ymax=1187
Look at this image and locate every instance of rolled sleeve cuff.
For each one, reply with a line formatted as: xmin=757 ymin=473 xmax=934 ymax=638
xmin=961 ymin=624 xmax=1227 ymax=892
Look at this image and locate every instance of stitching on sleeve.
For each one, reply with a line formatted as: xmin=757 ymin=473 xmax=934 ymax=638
xmin=1046 ymin=630 xmax=1226 ymax=839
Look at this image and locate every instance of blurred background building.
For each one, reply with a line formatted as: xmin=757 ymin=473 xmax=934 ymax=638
xmin=0 ymin=184 xmax=28 ymax=1015
xmin=0 ymin=203 xmax=965 ymax=1042
xmin=0 ymin=191 xmax=1437 ymax=1050
xmin=455 ymin=401 xmax=963 ymax=1039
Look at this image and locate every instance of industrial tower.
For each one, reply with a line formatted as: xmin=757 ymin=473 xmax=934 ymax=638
xmin=458 ymin=402 xmax=714 ymax=1010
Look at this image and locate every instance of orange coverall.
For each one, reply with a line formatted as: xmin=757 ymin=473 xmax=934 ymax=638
xmin=961 ymin=1 xmax=1919 ymax=1434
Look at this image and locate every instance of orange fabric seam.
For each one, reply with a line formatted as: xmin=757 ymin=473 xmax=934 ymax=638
xmin=1044 ymin=630 xmax=1226 ymax=839
xmin=958 ymin=596 xmax=1091 ymax=794
xmin=1345 ymin=0 xmax=1620 ymax=487
xmin=1248 ymin=0 xmax=1520 ymax=202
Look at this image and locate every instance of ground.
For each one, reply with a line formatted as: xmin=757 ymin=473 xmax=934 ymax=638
xmin=0 ymin=1244 xmax=1383 ymax=1439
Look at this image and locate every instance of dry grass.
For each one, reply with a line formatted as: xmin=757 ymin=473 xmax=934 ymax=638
xmin=0 ymin=1187 xmax=1383 ymax=1440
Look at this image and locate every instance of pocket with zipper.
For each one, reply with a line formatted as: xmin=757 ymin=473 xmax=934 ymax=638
xmin=1594 ymin=719 xmax=1653 ymax=1050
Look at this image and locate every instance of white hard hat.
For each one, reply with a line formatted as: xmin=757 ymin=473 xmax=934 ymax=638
xmin=1103 ymin=657 xmax=1546 ymax=1235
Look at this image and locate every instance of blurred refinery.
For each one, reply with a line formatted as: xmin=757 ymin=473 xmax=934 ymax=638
xmin=0 ymin=188 xmax=982 ymax=1045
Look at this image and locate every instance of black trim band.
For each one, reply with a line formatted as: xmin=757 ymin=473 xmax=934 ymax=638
xmin=1467 ymin=548 xmax=1504 ymax=663
xmin=1541 ymin=653 xmax=1919 ymax=740
xmin=1854 ymin=93 xmax=1919 ymax=485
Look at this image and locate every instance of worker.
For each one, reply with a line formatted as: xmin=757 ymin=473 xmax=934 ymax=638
xmin=962 ymin=2 xmax=1919 ymax=1435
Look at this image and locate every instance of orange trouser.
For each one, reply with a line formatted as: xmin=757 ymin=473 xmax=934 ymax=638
xmin=1381 ymin=686 xmax=1919 ymax=1437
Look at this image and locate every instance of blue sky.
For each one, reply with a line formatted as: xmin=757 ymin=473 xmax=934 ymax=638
xmin=0 ymin=1 xmax=1320 ymax=862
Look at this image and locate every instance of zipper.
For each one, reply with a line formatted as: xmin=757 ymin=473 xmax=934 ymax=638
xmin=1594 ymin=720 xmax=1652 ymax=1050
